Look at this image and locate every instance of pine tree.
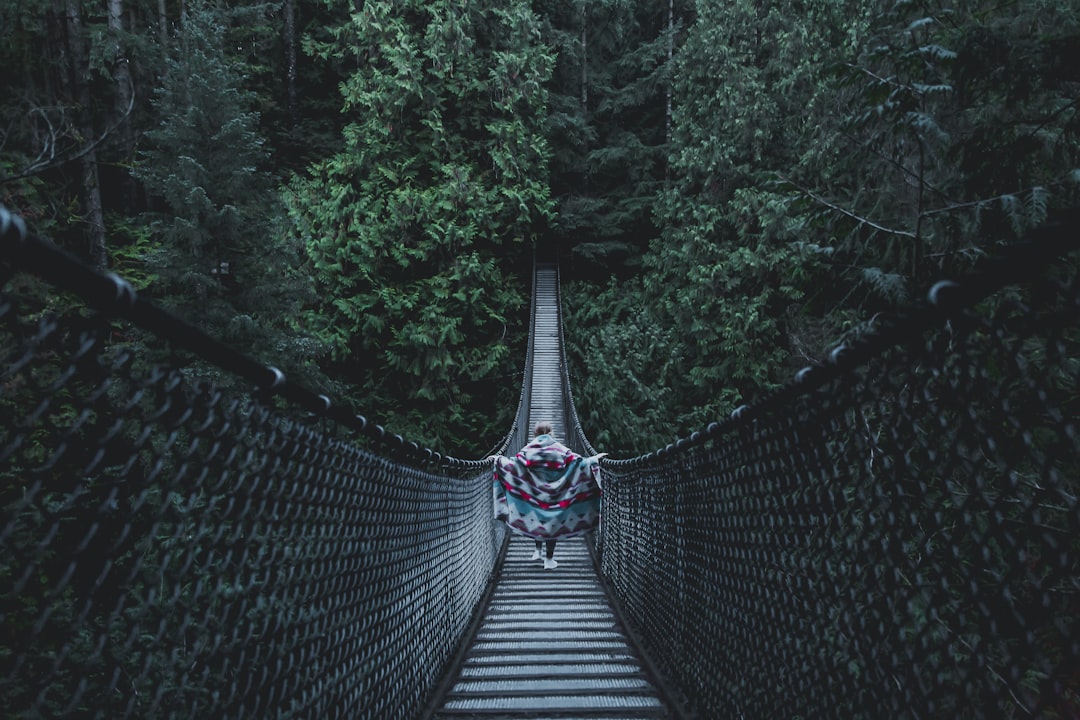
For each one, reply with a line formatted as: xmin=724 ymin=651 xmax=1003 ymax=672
xmin=288 ymin=0 xmax=555 ymax=451
xmin=571 ymin=0 xmax=1080 ymax=452
xmin=541 ymin=0 xmax=679 ymax=275
xmin=135 ymin=0 xmax=318 ymax=386
xmin=566 ymin=0 xmax=877 ymax=448
xmin=801 ymin=0 xmax=1080 ymax=283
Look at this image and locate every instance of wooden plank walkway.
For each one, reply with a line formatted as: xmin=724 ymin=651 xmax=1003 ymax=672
xmin=529 ymin=264 xmax=565 ymax=439
xmin=428 ymin=535 xmax=674 ymax=719
xmin=424 ymin=262 xmax=678 ymax=719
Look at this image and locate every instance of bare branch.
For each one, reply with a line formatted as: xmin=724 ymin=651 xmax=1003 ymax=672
xmin=778 ymin=174 xmax=918 ymax=239
xmin=844 ymin=62 xmax=902 ymax=90
xmin=28 ymin=106 xmax=60 ymax=170
xmin=0 ymin=74 xmax=136 ymax=186
xmin=920 ymin=173 xmax=1077 ymax=218
xmin=840 ymin=130 xmax=960 ymax=206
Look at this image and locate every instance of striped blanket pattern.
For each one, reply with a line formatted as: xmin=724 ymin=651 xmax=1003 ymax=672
xmin=492 ymin=434 xmax=602 ymax=539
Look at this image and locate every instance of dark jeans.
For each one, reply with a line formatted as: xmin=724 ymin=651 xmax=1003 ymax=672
xmin=535 ymin=539 xmax=556 ymax=559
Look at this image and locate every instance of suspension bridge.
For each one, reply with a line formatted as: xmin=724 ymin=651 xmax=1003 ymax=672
xmin=1 ymin=205 xmax=1078 ymax=719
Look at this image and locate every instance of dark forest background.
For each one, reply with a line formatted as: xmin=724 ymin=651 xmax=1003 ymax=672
xmin=1 ymin=0 xmax=1077 ymax=456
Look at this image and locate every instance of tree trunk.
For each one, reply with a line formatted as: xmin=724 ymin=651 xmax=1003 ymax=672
xmin=580 ymin=3 xmax=587 ymax=112
xmin=108 ymin=0 xmax=138 ymax=215
xmin=157 ymin=0 xmax=167 ymax=38
xmin=58 ymin=0 xmax=107 ymax=269
xmin=666 ymin=0 xmax=673 ymax=146
xmin=665 ymin=0 xmax=674 ymax=187
xmin=284 ymin=0 xmax=299 ymax=138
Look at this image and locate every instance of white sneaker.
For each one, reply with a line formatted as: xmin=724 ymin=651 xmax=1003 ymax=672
xmin=529 ymin=549 xmax=541 ymax=561
xmin=543 ymin=558 xmax=558 ymax=570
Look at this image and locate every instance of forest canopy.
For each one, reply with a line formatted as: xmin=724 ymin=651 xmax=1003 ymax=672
xmin=1 ymin=0 xmax=1077 ymax=455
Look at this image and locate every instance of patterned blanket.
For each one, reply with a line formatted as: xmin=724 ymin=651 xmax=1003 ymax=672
xmin=492 ymin=434 xmax=602 ymax=539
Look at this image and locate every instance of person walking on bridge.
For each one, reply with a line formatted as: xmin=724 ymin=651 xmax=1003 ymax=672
xmin=489 ymin=422 xmax=607 ymax=569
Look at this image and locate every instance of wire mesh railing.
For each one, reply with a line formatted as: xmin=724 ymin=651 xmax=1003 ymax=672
xmin=596 ymin=219 xmax=1080 ymax=719
xmin=0 ymin=207 xmax=503 ymax=720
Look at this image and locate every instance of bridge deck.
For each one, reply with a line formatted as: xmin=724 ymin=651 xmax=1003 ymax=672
xmin=425 ymin=262 xmax=675 ymax=718
xmin=428 ymin=535 xmax=673 ymax=719
xmin=530 ymin=264 xmax=564 ymax=439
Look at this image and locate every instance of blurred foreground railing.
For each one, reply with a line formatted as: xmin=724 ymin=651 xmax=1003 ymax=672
xmin=0 ymin=208 xmax=503 ymax=719
xmin=597 ymin=220 xmax=1080 ymax=719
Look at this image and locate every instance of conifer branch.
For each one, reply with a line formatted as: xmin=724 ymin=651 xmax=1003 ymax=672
xmin=918 ymin=175 xmax=1074 ymax=217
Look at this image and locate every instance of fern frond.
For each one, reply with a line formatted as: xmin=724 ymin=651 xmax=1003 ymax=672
xmin=1026 ymin=186 xmax=1049 ymax=228
xmin=1000 ymin=194 xmax=1025 ymax=236
xmin=860 ymin=266 xmax=909 ymax=303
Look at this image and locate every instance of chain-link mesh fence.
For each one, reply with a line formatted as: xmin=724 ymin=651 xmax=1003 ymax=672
xmin=0 ymin=210 xmax=503 ymax=720
xmin=598 ymin=232 xmax=1080 ymax=719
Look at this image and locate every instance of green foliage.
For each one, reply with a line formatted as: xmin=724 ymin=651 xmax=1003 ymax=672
xmin=289 ymin=0 xmax=554 ymax=452
xmin=0 ymin=0 xmax=1075 ymax=464
xmin=539 ymin=0 xmax=678 ymax=273
xmin=134 ymin=0 xmax=322 ymax=388
xmin=564 ymin=276 xmax=708 ymax=455
xmin=103 ymin=214 xmax=159 ymax=291
xmin=566 ymin=0 xmax=861 ymax=449
xmin=568 ymin=0 xmax=1080 ymax=452
xmin=796 ymin=0 xmax=1080 ymax=278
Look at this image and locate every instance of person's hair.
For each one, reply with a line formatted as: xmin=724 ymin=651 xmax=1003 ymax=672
xmin=534 ymin=421 xmax=553 ymax=437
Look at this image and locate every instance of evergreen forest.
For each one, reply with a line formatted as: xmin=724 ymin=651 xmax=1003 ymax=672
xmin=2 ymin=0 xmax=1078 ymax=457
